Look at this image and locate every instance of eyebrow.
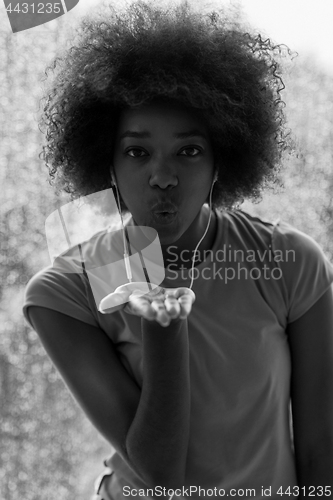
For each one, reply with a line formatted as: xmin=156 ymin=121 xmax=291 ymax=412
xmin=119 ymin=129 xmax=208 ymax=141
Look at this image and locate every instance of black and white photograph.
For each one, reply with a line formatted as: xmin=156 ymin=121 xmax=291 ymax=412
xmin=1 ymin=0 xmax=333 ymax=498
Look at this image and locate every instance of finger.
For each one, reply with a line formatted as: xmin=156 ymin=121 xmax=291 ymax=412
xmin=123 ymin=302 xmax=138 ymax=316
xmin=126 ymin=295 xmax=146 ymax=315
xmin=128 ymin=295 xmax=156 ymax=320
xmin=173 ymin=287 xmax=196 ymax=303
xmin=164 ymin=296 xmax=181 ymax=318
xmin=151 ymin=300 xmax=171 ymax=327
xmin=178 ymin=294 xmax=195 ymax=319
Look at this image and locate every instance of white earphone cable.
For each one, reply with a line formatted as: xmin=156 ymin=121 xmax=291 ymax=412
xmin=112 ymin=173 xmax=133 ymax=282
xmin=189 ymin=178 xmax=216 ymax=290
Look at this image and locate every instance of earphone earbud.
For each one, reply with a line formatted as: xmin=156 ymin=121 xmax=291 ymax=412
xmin=210 ymin=170 xmax=218 ymax=189
xmin=110 ymin=171 xmax=117 ymax=188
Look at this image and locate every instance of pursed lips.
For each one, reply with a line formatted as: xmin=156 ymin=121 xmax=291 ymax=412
xmin=150 ymin=202 xmax=178 ymax=214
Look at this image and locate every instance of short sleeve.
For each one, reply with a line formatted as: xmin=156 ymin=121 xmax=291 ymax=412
xmin=22 ymin=266 xmax=99 ymax=329
xmin=272 ymin=220 xmax=333 ymax=323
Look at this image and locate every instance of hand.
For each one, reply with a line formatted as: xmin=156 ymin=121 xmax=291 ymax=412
xmin=98 ymin=283 xmax=195 ymax=327
xmin=125 ymin=287 xmax=196 ymax=327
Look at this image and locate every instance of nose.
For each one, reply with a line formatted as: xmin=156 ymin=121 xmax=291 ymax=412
xmin=149 ymin=157 xmax=178 ymax=190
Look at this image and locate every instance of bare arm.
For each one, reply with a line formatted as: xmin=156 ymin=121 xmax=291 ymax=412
xmin=127 ymin=317 xmax=190 ymax=487
xmin=28 ymin=306 xmax=191 ymax=489
xmin=287 ymin=284 xmax=333 ymax=493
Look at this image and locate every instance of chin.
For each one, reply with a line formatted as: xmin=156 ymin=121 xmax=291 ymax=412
xmin=156 ymin=228 xmax=183 ymax=247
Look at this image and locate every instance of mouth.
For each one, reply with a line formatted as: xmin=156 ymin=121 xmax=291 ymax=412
xmin=150 ymin=203 xmax=178 ymax=225
xmin=151 ymin=211 xmax=178 ymax=224
xmin=151 ymin=202 xmax=178 ymax=214
xmin=152 ymin=207 xmax=178 ymax=225
xmin=155 ymin=210 xmax=176 ymax=215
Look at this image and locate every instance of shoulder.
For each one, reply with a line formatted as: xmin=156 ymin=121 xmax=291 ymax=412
xmin=23 ymin=263 xmax=98 ymax=329
xmin=217 ymin=208 xmax=277 ymax=250
xmin=272 ymin=219 xmax=326 ymax=254
xmin=218 ymin=208 xmax=329 ymax=258
xmin=219 ymin=208 xmax=276 ymax=230
xmin=217 ymin=210 xmax=333 ymax=322
xmin=23 ymin=225 xmax=117 ymax=319
xmin=22 ymin=226 xmax=132 ymax=331
xmin=271 ymin=220 xmax=333 ymax=322
xmin=24 ymin=263 xmax=87 ymax=296
xmin=271 ymin=219 xmax=333 ymax=281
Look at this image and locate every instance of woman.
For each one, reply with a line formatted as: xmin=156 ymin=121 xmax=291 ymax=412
xmin=22 ymin=1 xmax=333 ymax=498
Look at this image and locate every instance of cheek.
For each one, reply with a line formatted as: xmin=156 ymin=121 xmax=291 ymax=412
xmin=189 ymin=171 xmax=213 ymax=197
xmin=117 ymin=178 xmax=144 ymax=213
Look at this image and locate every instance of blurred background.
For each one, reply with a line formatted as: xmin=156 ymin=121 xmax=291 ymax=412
xmin=0 ymin=0 xmax=332 ymax=498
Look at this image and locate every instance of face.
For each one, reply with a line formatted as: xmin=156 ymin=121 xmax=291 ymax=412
xmin=112 ymin=101 xmax=215 ymax=247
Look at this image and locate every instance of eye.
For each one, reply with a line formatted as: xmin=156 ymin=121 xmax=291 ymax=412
xmin=126 ymin=148 xmax=148 ymax=158
xmin=179 ymin=147 xmax=202 ymax=157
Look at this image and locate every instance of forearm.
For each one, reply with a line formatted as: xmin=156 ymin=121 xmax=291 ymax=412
xmin=126 ymin=317 xmax=191 ymax=489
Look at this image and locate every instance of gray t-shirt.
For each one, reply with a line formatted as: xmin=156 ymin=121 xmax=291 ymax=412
xmin=22 ymin=210 xmax=333 ymax=498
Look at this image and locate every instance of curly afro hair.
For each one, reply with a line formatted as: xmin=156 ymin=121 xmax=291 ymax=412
xmin=40 ymin=0 xmax=294 ymax=212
